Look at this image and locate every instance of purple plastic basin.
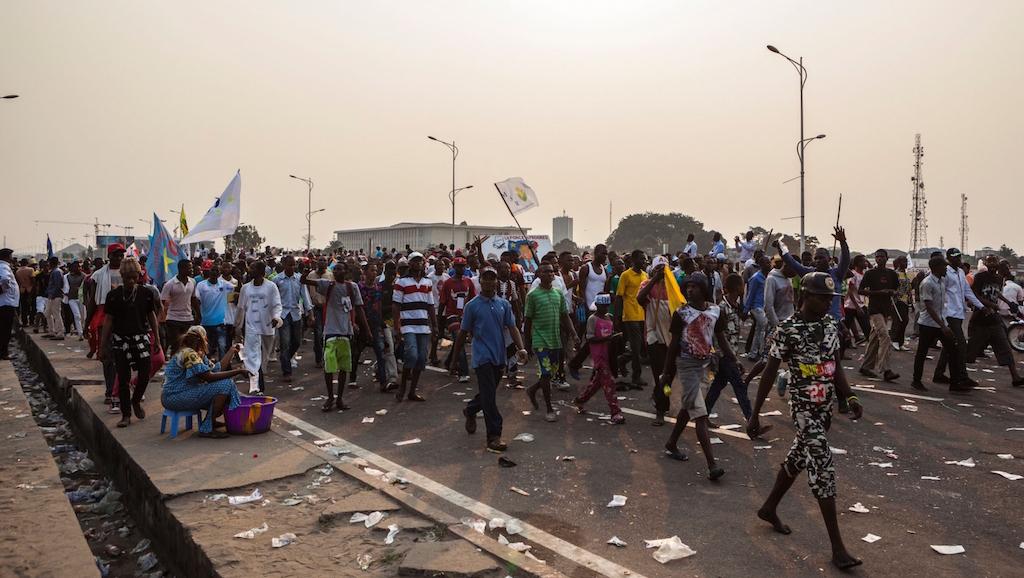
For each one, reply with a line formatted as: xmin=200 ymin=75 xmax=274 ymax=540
xmin=224 ymin=395 xmax=277 ymax=435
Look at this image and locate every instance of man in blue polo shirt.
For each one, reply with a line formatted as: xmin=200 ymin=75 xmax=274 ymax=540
xmin=452 ymin=268 xmax=528 ymax=453
xmin=196 ymin=270 xmax=235 ymax=359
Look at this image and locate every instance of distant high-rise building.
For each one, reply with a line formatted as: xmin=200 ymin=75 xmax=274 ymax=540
xmin=553 ymin=211 xmax=573 ymax=243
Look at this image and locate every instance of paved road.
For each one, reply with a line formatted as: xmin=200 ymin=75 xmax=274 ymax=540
xmin=260 ymin=334 xmax=1024 ymax=577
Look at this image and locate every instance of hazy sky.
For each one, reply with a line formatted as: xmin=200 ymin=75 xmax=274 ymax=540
xmin=3 ymin=1 xmax=1022 ymax=255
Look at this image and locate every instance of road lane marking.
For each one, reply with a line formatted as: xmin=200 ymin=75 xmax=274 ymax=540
xmin=851 ymin=386 xmax=944 ymax=402
xmin=273 ymin=408 xmax=647 ymax=578
xmin=616 ymin=407 xmax=752 ymax=439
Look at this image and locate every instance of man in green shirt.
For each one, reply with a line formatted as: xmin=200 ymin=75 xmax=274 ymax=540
xmin=525 ymin=264 xmax=579 ymax=422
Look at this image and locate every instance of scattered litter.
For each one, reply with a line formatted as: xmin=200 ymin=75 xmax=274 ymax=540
xmin=862 ymin=533 xmax=882 ymax=543
xmin=310 ymin=396 xmax=326 ymax=401
xmin=6 ymin=432 xmax=27 ymax=439
xmin=524 ymin=551 xmax=547 ymax=564
xmin=497 ymin=533 xmax=531 ymax=552
xmin=608 ymin=536 xmax=628 ymax=547
xmin=381 ymin=471 xmax=408 ymax=485
xmin=234 ymin=522 xmax=269 ymax=539
xmin=510 ymin=486 xmax=531 ymax=496
xmin=956 ymin=403 xmax=974 ymax=408
xmin=1007 ymin=428 xmax=1024 ymax=431
xmin=710 ymin=437 xmax=723 ymax=445
xmin=521 ymin=410 xmax=532 ymax=416
xmin=944 ymin=458 xmax=976 ymax=468
xmin=363 ymin=467 xmax=385 ymax=477
xmin=228 ymin=488 xmax=263 ymax=505
xmin=607 ymin=495 xmax=628 ymax=508
xmin=313 ymin=438 xmax=341 ymax=446
xmin=362 ymin=417 xmax=375 ymax=424
xmin=375 ymin=409 xmax=388 ymax=416
xmin=16 ymin=483 xmax=48 ymax=490
xmin=460 ymin=517 xmax=486 ymax=533
xmin=357 ymin=553 xmax=372 ymax=570
xmin=316 ymin=464 xmax=334 ymax=475
xmin=644 ymin=536 xmax=697 ymax=563
xmin=829 ymin=447 xmax=848 ymax=455
xmin=719 ymin=424 xmax=742 ymax=430
xmin=930 ymin=544 xmax=965 ymax=555
xmin=849 ymin=503 xmax=870 ymax=513
xmin=759 ymin=410 xmax=783 ymax=417
xmin=350 ymin=511 xmax=385 ymax=528
xmin=137 ymin=552 xmax=159 ymax=572
xmin=14 ymin=413 xmax=29 ymax=418
xmin=556 ymin=455 xmax=576 ymax=462
xmin=900 ymin=405 xmax=918 ymax=412
xmin=981 ymin=368 xmax=995 ymax=373
xmin=513 ymin=433 xmax=535 ymax=443
xmin=990 ymin=470 xmax=1023 ymax=481
xmin=384 ymin=524 xmax=400 ymax=544
xmin=754 ymin=445 xmax=772 ymax=450
xmin=488 ymin=518 xmax=506 ymax=530
xmin=287 ymin=430 xmax=302 ymax=436
xmin=281 ymin=498 xmax=303 ymax=506
xmin=506 ymin=518 xmax=524 ymax=535
xmin=581 ymin=440 xmax=597 ymax=445
xmin=868 ymin=462 xmax=894 ymax=468
xmin=394 ymin=438 xmax=421 ymax=446
xmin=997 ymin=454 xmax=1014 ymax=460
xmin=921 ymin=476 xmax=942 ymax=481
xmin=271 ymin=533 xmax=297 ymax=548
xmin=130 ymin=538 xmax=151 ymax=554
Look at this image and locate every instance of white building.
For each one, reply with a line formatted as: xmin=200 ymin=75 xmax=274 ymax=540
xmin=553 ymin=212 xmax=573 ymax=243
xmin=334 ymin=222 xmax=530 ymax=253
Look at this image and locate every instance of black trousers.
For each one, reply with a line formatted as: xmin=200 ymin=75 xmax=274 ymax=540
xmin=622 ymin=321 xmax=645 ymax=382
xmin=19 ymin=294 xmax=33 ymax=326
xmin=890 ymin=301 xmax=910 ymax=345
xmin=0 ymin=306 xmax=15 ymax=358
xmin=934 ymin=317 xmax=967 ymax=382
xmin=914 ymin=325 xmax=957 ymax=383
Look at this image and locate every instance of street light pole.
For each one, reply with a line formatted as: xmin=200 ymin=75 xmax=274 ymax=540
xmin=290 ymin=175 xmax=314 ymax=252
xmin=428 ymin=136 xmax=460 ymax=247
xmin=767 ymin=45 xmax=813 ymax=254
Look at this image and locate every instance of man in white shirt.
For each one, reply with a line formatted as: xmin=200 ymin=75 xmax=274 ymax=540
xmin=683 ymin=233 xmax=698 ymax=259
xmin=998 ymin=261 xmax=1023 ymax=320
xmin=235 ymin=261 xmax=283 ymax=394
xmin=735 ymin=231 xmax=757 ymax=263
xmin=160 ymin=259 xmax=198 ymax=354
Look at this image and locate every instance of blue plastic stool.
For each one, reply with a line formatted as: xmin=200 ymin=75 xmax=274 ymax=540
xmin=160 ymin=409 xmax=199 ymax=438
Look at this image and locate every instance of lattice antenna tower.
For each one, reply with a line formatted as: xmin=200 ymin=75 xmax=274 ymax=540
xmin=959 ymin=193 xmax=969 ymax=253
xmin=909 ymin=134 xmax=927 ymax=252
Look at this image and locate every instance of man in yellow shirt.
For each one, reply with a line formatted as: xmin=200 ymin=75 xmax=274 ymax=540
xmin=615 ymin=249 xmax=649 ymax=388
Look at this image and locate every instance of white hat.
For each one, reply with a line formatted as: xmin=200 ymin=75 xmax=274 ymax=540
xmin=649 ymin=255 xmax=668 ymax=273
xmin=408 ymin=251 xmax=424 ymax=260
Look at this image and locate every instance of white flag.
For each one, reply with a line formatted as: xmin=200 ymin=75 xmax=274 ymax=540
xmin=495 ymin=177 xmax=539 ymax=215
xmin=180 ymin=171 xmax=241 ymax=244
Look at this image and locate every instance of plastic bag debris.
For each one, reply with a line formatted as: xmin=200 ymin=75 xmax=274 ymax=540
xmin=991 ymin=470 xmax=1022 ymax=480
xmin=488 ymin=518 xmax=506 ymax=530
xmin=382 ymin=471 xmax=409 ymax=484
xmin=754 ymin=445 xmax=773 ymax=450
xmin=89 ymin=490 xmax=124 ymax=515
xmin=510 ymin=486 xmax=530 ymax=496
xmin=900 ymin=405 xmax=918 ymax=412
xmin=363 ymin=467 xmax=385 ymax=477
xmin=362 ymin=417 xmax=375 ymax=424
xmin=513 ymin=433 xmax=535 ymax=443
xmin=350 ymin=511 xmax=385 ymax=528
xmin=921 ymin=476 xmax=942 ymax=481
xmin=944 ymin=458 xmax=976 ymax=468
xmin=607 ymin=494 xmax=628 ymax=508
xmin=607 ymin=536 xmax=627 ymax=547
xmin=524 ymin=551 xmax=547 ymax=564
xmin=997 ymin=454 xmax=1014 ymax=460
xmin=271 ymin=533 xmax=297 ymax=548
xmin=829 ymin=447 xmax=848 ymax=455
xmin=316 ymin=465 xmax=334 ymax=475
xmin=385 ymin=524 xmax=400 ymax=544
xmin=930 ymin=544 xmax=965 ymax=555
xmin=234 ymin=522 xmax=269 ymax=539
xmin=460 ymin=517 xmax=486 ymax=533
xmin=506 ymin=518 xmax=524 ymax=535
xmin=719 ymin=424 xmax=742 ymax=430
xmin=313 ymin=438 xmax=341 ymax=446
xmin=709 ymin=437 xmax=723 ymax=445
xmin=228 ymin=488 xmax=263 ymax=505
xmin=759 ymin=410 xmax=783 ymax=417
xmin=644 ymin=536 xmax=697 ymax=563
xmin=137 ymin=552 xmax=158 ymax=572
xmin=862 ymin=533 xmax=881 ymax=543
xmin=868 ymin=462 xmax=893 ymax=468
xmin=287 ymin=429 xmax=302 ymax=436
xmin=375 ymin=409 xmax=388 ymax=416
xmin=849 ymin=503 xmax=870 ymax=513
xmin=281 ymin=497 xmax=304 ymax=506
xmin=357 ymin=553 xmax=372 ymax=570
xmin=555 ymin=455 xmax=576 ymax=461
xmin=394 ymin=438 xmax=421 ymax=446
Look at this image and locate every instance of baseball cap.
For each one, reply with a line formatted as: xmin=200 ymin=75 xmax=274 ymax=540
xmin=801 ymin=272 xmax=842 ymax=296
xmin=107 ymin=243 xmax=126 ymax=255
xmin=408 ymin=251 xmax=424 ymax=260
xmin=946 ymin=248 xmax=962 ymax=258
xmin=397 ymin=257 xmax=409 ymax=266
xmin=480 ymin=267 xmax=498 ymax=278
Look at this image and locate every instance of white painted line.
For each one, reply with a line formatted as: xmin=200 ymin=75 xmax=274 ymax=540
xmin=852 ymin=386 xmax=944 ymax=402
xmin=273 ymin=408 xmax=646 ymax=578
xmin=618 ymin=407 xmax=751 ymax=439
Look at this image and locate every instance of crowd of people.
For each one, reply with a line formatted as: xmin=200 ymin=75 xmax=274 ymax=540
xmin=1 ymin=228 xmax=1022 ymax=571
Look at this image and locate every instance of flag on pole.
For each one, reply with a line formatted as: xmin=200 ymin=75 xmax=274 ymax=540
xmin=146 ymin=212 xmax=181 ymax=288
xmin=179 ymin=204 xmax=189 ymax=237
xmin=179 ymin=170 xmax=241 ymax=244
xmin=46 ymin=235 xmax=54 ymax=259
xmin=495 ymin=177 xmax=539 ymax=215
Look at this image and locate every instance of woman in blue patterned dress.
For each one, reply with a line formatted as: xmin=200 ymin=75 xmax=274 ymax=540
xmin=161 ymin=325 xmax=248 ymax=438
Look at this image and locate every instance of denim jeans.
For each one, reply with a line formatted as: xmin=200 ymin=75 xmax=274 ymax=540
xmin=311 ymin=307 xmax=325 ymax=365
xmin=203 ymin=324 xmax=228 ymax=360
xmin=750 ymin=308 xmax=767 ymax=358
xmin=277 ymin=316 xmax=303 ymax=375
xmin=705 ymin=356 xmax=752 ymax=419
xmin=467 ymin=363 xmax=503 ymax=438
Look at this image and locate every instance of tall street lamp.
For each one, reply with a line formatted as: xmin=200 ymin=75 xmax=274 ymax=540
xmin=290 ymin=175 xmax=315 ymax=252
xmin=767 ymin=44 xmax=818 ymax=255
xmin=428 ymin=135 xmax=462 ymax=247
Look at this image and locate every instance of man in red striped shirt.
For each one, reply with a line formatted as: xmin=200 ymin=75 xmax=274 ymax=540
xmin=392 ymin=252 xmax=437 ymax=401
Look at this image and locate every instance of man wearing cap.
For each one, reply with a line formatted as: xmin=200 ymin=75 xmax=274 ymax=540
xmin=85 ymin=243 xmax=126 ymax=404
xmin=440 ymin=256 xmax=476 ymax=383
xmin=453 ymin=267 xmax=528 ymax=452
xmin=747 ymin=272 xmax=864 ymax=571
xmin=636 ymin=254 xmax=684 ymax=424
xmin=392 ymin=252 xmax=437 ymax=402
xmin=933 ymin=248 xmax=984 ymax=388
xmin=0 ymin=249 xmax=18 ymax=360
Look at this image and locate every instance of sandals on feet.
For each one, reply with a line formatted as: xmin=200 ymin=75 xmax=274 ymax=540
xmin=321 ymin=398 xmax=335 ymax=412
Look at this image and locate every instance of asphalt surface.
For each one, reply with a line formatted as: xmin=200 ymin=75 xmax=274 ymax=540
xmin=263 ymin=332 xmax=1024 ymax=578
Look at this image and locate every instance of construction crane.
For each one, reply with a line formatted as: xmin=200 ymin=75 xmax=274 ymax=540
xmin=34 ymin=218 xmax=134 ymax=237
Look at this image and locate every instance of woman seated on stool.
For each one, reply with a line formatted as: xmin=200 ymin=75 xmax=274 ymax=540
xmin=161 ymin=325 xmax=248 ymax=438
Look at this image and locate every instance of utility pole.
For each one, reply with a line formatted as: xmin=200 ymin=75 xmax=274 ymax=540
xmin=909 ymin=134 xmax=928 ymax=253
xmin=959 ymin=194 xmax=969 ymax=254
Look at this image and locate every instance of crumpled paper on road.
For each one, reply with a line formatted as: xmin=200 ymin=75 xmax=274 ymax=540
xmin=607 ymin=494 xmax=627 ymax=508
xmin=350 ymin=511 xmax=385 ymax=528
xmin=644 ymin=536 xmax=696 ymax=563
xmin=234 ymin=522 xmax=269 ymax=539
xmin=271 ymin=533 xmax=297 ymax=548
xmin=930 ymin=544 xmax=965 ymax=555
xmin=228 ymin=488 xmax=262 ymax=505
xmin=944 ymin=458 xmax=976 ymax=468
xmin=607 ymin=536 xmax=627 ymax=547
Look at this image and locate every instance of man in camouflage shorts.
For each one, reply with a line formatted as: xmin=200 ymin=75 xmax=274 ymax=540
xmin=747 ymin=272 xmax=865 ymax=571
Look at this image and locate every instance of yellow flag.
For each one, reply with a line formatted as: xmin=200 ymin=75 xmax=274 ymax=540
xmin=179 ymin=204 xmax=189 ymax=237
xmin=665 ymin=269 xmax=686 ymax=313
